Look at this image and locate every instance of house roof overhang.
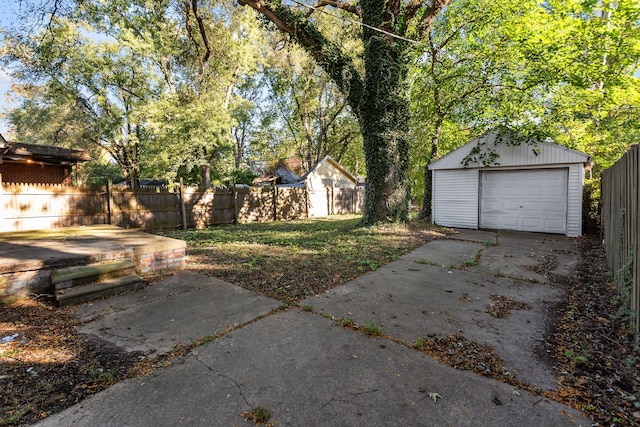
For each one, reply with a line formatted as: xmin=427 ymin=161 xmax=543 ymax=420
xmin=0 ymin=142 xmax=92 ymax=166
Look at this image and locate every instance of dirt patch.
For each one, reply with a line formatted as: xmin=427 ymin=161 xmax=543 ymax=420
xmin=544 ymin=236 xmax=640 ymax=425
xmin=0 ymin=298 xmax=143 ymax=426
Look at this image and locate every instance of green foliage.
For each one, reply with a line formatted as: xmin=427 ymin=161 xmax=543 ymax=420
xmin=339 ymin=317 xmax=355 ymax=327
xmin=263 ymin=24 xmax=364 ymax=175
xmin=242 ymin=405 xmax=271 ymax=424
xmin=81 ymin=162 xmax=125 ymax=187
xmin=228 ymin=169 xmax=256 ymax=186
xmin=582 ymin=177 xmax=601 ymax=234
xmin=414 ymin=259 xmax=439 ymax=266
xmin=407 ymin=0 xmax=639 ymax=214
xmin=2 ymin=0 xmax=268 ymax=187
xmin=237 ymin=0 xmax=450 ymax=224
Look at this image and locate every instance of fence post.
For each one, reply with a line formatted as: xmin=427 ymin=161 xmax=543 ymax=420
xmin=272 ymin=180 xmax=278 ymax=221
xmin=232 ymin=178 xmax=238 ymax=225
xmin=106 ymin=176 xmax=114 ymax=225
xmin=0 ymin=173 xmax=3 ymax=230
xmin=331 ymin=183 xmax=335 ymax=215
xmin=179 ymin=177 xmax=187 ymax=230
xmin=305 ymin=186 xmax=309 ymax=218
xmin=352 ymin=188 xmax=356 ymax=214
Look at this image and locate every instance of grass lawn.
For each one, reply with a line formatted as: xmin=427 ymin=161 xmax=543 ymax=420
xmin=162 ymin=214 xmax=449 ymax=302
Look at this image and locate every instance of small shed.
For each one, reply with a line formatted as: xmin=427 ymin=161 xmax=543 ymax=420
xmin=428 ymin=131 xmax=591 ymax=237
xmin=302 ymin=155 xmax=357 ymax=191
xmin=302 ymin=156 xmax=358 ymax=217
xmin=0 ymin=138 xmax=91 ymax=185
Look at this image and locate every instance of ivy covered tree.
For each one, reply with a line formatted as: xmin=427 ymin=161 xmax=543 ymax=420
xmin=236 ymin=0 xmax=451 ymax=224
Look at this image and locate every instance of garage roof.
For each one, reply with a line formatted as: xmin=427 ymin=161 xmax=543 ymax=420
xmin=429 ymin=131 xmax=591 ymax=171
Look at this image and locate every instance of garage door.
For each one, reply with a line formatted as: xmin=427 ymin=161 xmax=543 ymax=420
xmin=480 ymin=169 xmax=568 ymax=234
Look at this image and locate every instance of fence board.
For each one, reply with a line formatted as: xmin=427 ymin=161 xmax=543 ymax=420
xmin=1 ymin=182 xmax=365 ymax=233
xmin=601 ymin=145 xmax=640 ymax=335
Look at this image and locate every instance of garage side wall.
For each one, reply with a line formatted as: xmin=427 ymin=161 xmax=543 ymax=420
xmin=567 ymin=164 xmax=585 ymax=237
xmin=432 ymin=169 xmax=479 ymax=229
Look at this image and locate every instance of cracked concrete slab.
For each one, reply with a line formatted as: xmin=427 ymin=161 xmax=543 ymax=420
xmin=37 ymin=309 xmax=587 ymax=427
xmin=403 ymin=239 xmax=486 ymax=268
xmin=471 ymin=231 xmax=579 ymax=284
xmin=301 ymin=257 xmax=563 ymax=390
xmin=77 ymin=271 xmax=282 ymax=355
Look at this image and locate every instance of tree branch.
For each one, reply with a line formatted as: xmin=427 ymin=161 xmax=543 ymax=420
xmin=191 ymin=0 xmax=211 ymax=65
xmin=238 ymin=0 xmax=364 ymax=119
xmin=308 ymin=0 xmax=360 ymax=17
xmin=420 ymin=0 xmax=452 ymax=33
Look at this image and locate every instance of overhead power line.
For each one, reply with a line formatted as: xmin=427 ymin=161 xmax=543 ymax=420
xmin=289 ymin=0 xmax=426 ymax=46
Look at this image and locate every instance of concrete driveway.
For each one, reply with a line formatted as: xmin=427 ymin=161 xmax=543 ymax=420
xmin=37 ymin=229 xmax=589 ymax=426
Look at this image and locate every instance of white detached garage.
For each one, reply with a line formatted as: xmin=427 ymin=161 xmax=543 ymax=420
xmin=428 ymin=132 xmax=592 ymax=237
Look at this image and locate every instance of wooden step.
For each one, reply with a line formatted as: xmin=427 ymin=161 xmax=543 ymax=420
xmin=55 ymin=274 xmax=143 ymax=306
xmin=52 ymin=260 xmax=137 ymax=290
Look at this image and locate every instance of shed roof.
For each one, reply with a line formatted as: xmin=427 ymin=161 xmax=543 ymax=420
xmin=429 ymin=131 xmax=591 ymax=171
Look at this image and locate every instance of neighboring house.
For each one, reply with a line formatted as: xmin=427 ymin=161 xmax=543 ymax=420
xmin=428 ymin=131 xmax=592 ymax=237
xmin=291 ymin=155 xmax=360 ymax=217
xmin=252 ymin=155 xmax=362 ymax=217
xmin=253 ymin=158 xmax=303 ymax=186
xmin=301 ymin=155 xmax=358 ymax=191
xmin=0 ymin=137 xmax=91 ymax=186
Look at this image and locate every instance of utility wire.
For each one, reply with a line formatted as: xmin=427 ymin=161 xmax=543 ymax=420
xmin=289 ymin=0 xmax=427 ymax=46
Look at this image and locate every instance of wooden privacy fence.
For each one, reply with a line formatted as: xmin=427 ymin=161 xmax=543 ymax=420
xmin=601 ymin=144 xmax=640 ymax=335
xmin=0 ymin=175 xmax=365 ymax=232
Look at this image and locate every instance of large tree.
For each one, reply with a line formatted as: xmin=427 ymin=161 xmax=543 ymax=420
xmin=236 ymin=0 xmax=451 ymax=224
xmin=409 ymin=1 xmax=548 ymax=219
xmin=2 ymin=0 xmax=267 ymax=187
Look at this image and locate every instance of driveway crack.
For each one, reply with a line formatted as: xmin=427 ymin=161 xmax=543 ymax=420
xmin=192 ymin=355 xmax=252 ymax=407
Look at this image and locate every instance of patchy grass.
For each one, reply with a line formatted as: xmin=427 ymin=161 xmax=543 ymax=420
xmin=163 ymin=215 xmax=448 ymax=302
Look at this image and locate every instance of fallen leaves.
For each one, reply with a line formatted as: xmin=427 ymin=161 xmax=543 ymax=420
xmin=0 ymin=298 xmax=143 ymax=426
xmin=414 ymin=333 xmax=519 ymax=385
xmin=486 ymin=294 xmax=531 ymax=318
xmin=546 ymin=236 xmax=640 ymax=426
xmin=428 ymin=392 xmax=442 ymax=403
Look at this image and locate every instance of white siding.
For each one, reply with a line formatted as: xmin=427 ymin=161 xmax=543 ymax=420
xmin=308 ymin=188 xmax=329 ymax=217
xmin=433 ymin=169 xmax=479 ymax=229
xmin=305 ymin=156 xmax=356 ymax=191
xmin=566 ymin=164 xmax=584 ymax=237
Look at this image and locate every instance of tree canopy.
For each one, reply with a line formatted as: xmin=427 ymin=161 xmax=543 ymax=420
xmin=1 ymin=0 xmax=638 ymax=221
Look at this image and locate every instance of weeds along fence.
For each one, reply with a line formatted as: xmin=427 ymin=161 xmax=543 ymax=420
xmin=601 ymin=144 xmax=640 ymax=335
xmin=0 ymin=176 xmax=365 ymax=232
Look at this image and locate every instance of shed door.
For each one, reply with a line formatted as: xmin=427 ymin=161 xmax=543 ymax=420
xmin=480 ymin=169 xmax=568 ymax=234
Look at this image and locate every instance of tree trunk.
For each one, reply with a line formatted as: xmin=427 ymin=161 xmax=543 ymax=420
xmin=419 ymin=119 xmax=443 ymax=220
xmin=235 ymin=0 xmax=452 ymax=225
xmin=201 ymin=164 xmax=211 ymax=188
xmin=359 ymin=0 xmax=411 ymax=224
